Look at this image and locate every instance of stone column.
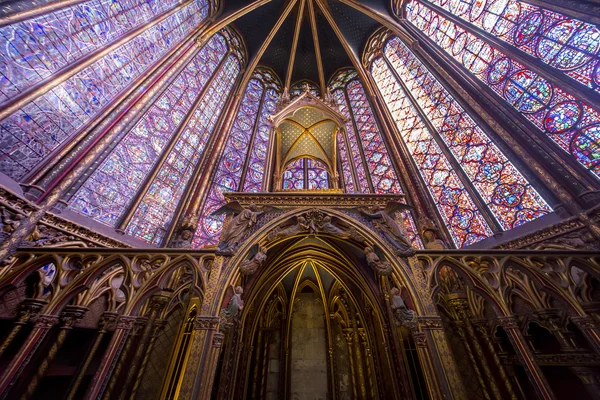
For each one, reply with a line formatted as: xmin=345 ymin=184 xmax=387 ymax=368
xmin=23 ymin=305 xmax=88 ymax=400
xmin=117 ymin=293 xmax=170 ymax=400
xmin=0 ymin=314 xmax=59 ymax=397
xmin=129 ymin=319 xmax=168 ymax=399
xmin=571 ymin=315 xmax=600 ymax=353
xmin=449 ymin=297 xmax=502 ymax=400
xmin=342 ymin=329 xmax=359 ymax=400
xmin=498 ymin=316 xmax=556 ymax=400
xmin=179 ymin=315 xmax=220 ymax=399
xmin=83 ymin=316 xmax=137 ymax=399
xmin=178 ymin=256 xmax=226 ymax=399
xmin=66 ymin=312 xmax=118 ymax=400
xmin=0 ymin=299 xmax=46 ymax=358
xmin=358 ymin=328 xmax=377 ymax=399
xmin=472 ymin=320 xmax=518 ymax=400
xmin=198 ymin=331 xmax=225 ymax=400
xmin=418 ymin=316 xmax=468 ymax=400
xmin=411 ymin=331 xmax=444 ymax=400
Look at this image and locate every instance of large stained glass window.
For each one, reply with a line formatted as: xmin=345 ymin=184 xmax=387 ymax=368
xmin=329 ymin=69 xmax=423 ymax=249
xmin=385 ymin=37 xmax=552 ymax=231
xmin=124 ymin=55 xmax=240 ymax=244
xmin=193 ymin=69 xmax=281 ymax=247
xmin=69 ymin=33 xmax=230 ymax=229
xmin=0 ymin=0 xmax=210 ymax=181
xmin=405 ymin=1 xmax=600 ymax=179
xmin=0 ymin=0 xmax=206 ymax=98
xmin=372 ymin=56 xmax=494 ymax=247
xmin=414 ymin=0 xmax=600 ymax=94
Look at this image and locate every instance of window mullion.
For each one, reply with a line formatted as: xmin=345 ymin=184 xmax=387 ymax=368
xmin=239 ymin=86 xmax=267 ymax=191
xmin=344 ymin=88 xmax=375 ymax=193
xmin=382 ymin=54 xmax=503 ymax=233
xmin=117 ymin=49 xmax=231 ymax=231
xmin=416 ymin=0 xmax=600 ymax=106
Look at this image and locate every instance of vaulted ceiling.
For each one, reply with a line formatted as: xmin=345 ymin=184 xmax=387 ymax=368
xmin=222 ymin=0 xmax=393 ymax=89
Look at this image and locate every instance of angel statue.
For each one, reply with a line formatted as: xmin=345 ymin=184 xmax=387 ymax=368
xmin=389 ymin=287 xmax=417 ymax=329
xmin=240 ymin=245 xmax=267 ymax=275
xmin=359 ymin=202 xmax=415 ymax=256
xmin=420 ymin=217 xmax=447 ymax=250
xmin=365 ymin=246 xmax=393 ymax=276
xmin=222 ymin=285 xmax=244 ymax=323
xmin=267 ymin=215 xmax=310 ymax=242
xmin=213 ymin=202 xmax=279 ymax=255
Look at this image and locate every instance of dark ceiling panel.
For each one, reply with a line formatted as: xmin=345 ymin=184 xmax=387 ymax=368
xmin=225 ymin=0 xmax=389 ymax=86
xmin=258 ymin=5 xmax=297 ymax=83
xmin=328 ymin=1 xmax=382 ymax=62
xmin=316 ymin=10 xmax=352 ymax=84
xmin=291 ymin=17 xmax=319 ymax=85
xmin=230 ymin=0 xmax=288 ymax=61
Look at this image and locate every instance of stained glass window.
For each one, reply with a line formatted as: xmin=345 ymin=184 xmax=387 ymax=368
xmin=0 ymin=0 xmax=205 ymax=98
xmin=329 ymin=69 xmax=424 ymax=249
xmin=405 ymin=1 xmax=600 ymax=179
xmin=281 ymin=158 xmax=330 ymax=190
xmin=69 ymin=33 xmax=229 ymax=228
xmin=384 ymin=37 xmax=552 ymax=230
xmin=289 ymin=80 xmax=321 ymax=99
xmin=307 ymin=158 xmax=330 ymax=190
xmin=124 ymin=54 xmax=240 ymax=244
xmin=416 ymin=0 xmax=600 ymax=93
xmin=282 ymin=158 xmax=306 ymax=190
xmin=0 ymin=0 xmax=210 ymax=181
xmin=192 ymin=69 xmax=281 ymax=247
xmin=372 ymin=56 xmax=494 ymax=247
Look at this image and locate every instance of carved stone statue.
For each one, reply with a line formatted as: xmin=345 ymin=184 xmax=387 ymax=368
xmin=172 ymin=229 xmax=193 ymax=249
xmin=365 ymin=246 xmax=392 ymax=276
xmin=267 ymin=215 xmax=310 ymax=242
xmin=318 ymin=215 xmax=350 ymax=238
xmin=420 ymin=217 xmax=447 ymax=250
xmin=222 ymin=286 xmax=244 ymax=322
xmin=217 ymin=203 xmax=263 ymax=255
xmin=1 ymin=207 xmax=22 ymax=234
xmin=169 ymin=212 xmax=198 ymax=248
xmin=240 ymin=245 xmax=267 ymax=275
xmin=360 ymin=203 xmax=415 ymax=256
xmin=390 ymin=287 xmax=417 ymax=329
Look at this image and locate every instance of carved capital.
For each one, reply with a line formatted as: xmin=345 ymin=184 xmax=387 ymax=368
xmin=413 ymin=332 xmax=428 ymax=347
xmin=98 ymin=312 xmax=119 ymax=332
xmin=497 ymin=316 xmax=520 ymax=330
xmin=33 ymin=314 xmax=59 ymax=329
xmin=212 ymin=332 xmax=225 ymax=348
xmin=150 ymin=292 xmax=171 ymax=311
xmin=16 ymin=299 xmax=48 ymax=324
xmin=60 ymin=306 xmax=88 ymax=328
xmin=417 ymin=316 xmax=443 ymax=330
xmin=116 ymin=316 xmax=137 ymax=330
xmin=195 ymin=315 xmax=220 ymax=331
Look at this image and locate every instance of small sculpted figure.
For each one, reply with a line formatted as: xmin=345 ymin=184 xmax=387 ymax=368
xmin=240 ymin=245 xmax=267 ymax=275
xmin=364 ymin=246 xmax=393 ymax=276
xmin=390 ymin=287 xmax=417 ymax=329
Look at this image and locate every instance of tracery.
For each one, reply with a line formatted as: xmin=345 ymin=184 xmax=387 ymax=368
xmin=404 ymin=0 xmax=600 ymax=179
xmin=69 ymin=32 xmax=239 ymax=241
xmin=412 ymin=0 xmax=600 ymax=93
xmin=329 ymin=69 xmax=423 ymax=248
xmin=193 ymin=68 xmax=281 ymax=247
xmin=0 ymin=0 xmax=211 ymax=181
xmin=281 ymin=157 xmax=330 ymax=190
